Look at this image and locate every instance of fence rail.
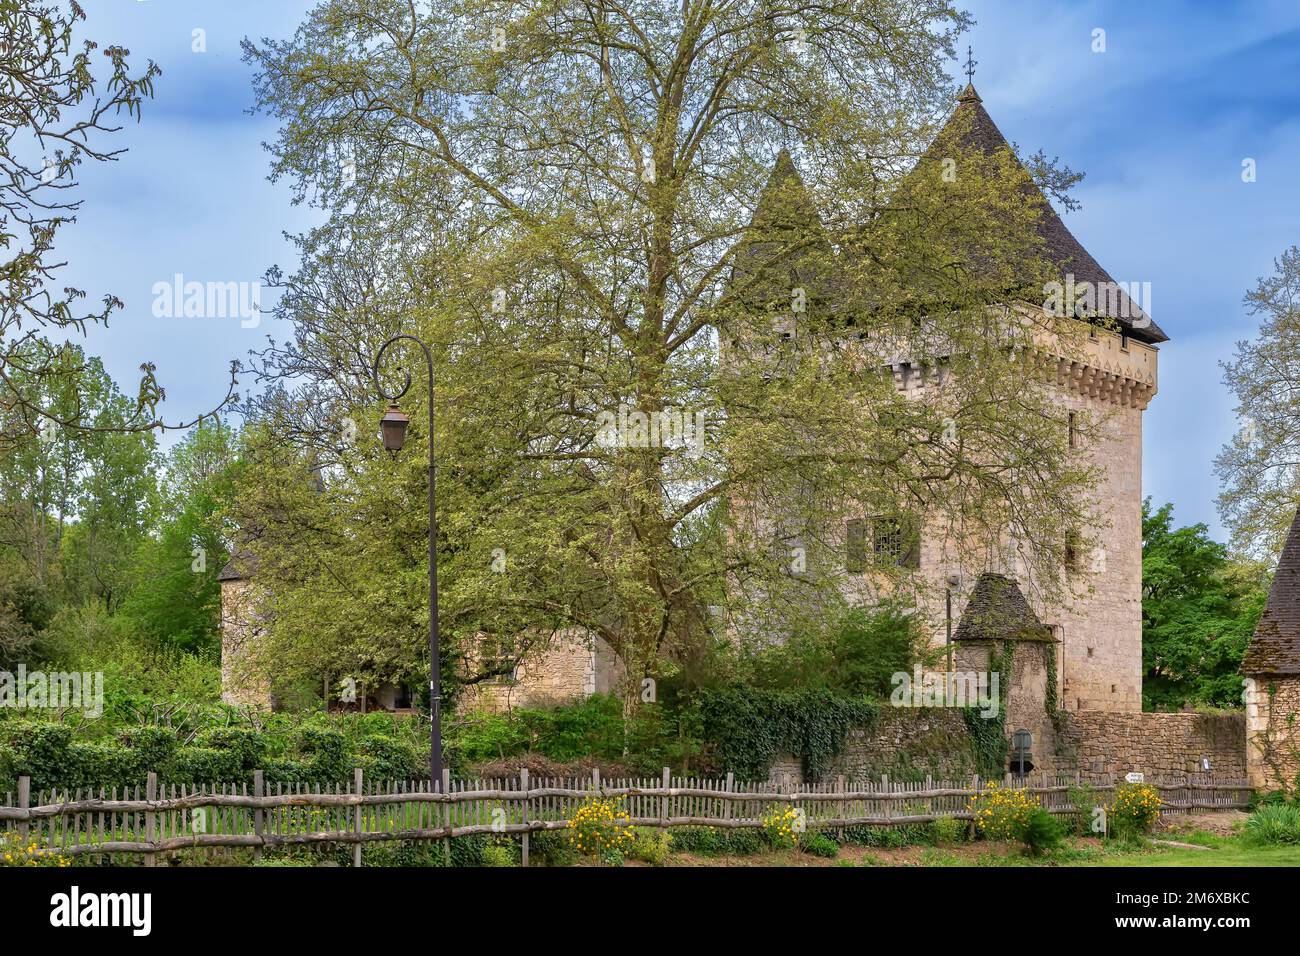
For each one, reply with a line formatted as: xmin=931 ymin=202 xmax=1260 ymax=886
xmin=0 ymin=769 xmax=1251 ymax=865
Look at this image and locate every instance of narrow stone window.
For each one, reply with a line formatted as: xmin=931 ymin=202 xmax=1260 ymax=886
xmin=1068 ymin=411 xmax=1078 ymax=449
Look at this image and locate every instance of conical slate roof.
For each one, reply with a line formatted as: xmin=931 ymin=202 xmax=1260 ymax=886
xmin=729 ymin=149 xmax=838 ymax=313
xmin=923 ymin=85 xmax=1167 ymax=344
xmin=1243 ymin=507 xmax=1300 ymax=676
xmin=952 ymin=572 xmax=1053 ymax=643
xmin=217 ymin=548 xmax=258 ymax=582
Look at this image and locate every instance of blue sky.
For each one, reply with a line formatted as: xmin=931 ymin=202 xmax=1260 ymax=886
xmin=52 ymin=1 xmax=1300 ymax=540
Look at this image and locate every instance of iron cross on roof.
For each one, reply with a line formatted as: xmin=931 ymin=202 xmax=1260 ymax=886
xmin=964 ymin=45 xmax=977 ymax=83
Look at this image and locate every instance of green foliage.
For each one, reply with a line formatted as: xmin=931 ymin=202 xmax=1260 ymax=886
xmin=961 ymin=707 xmax=1008 ymax=778
xmin=695 ymin=687 xmax=876 ymax=781
xmin=238 ymin=0 xmax=1098 ymax=709
xmin=356 ymin=734 xmax=423 ymax=783
xmin=1142 ymin=499 xmax=1265 ymax=709
xmin=481 ymin=842 xmax=518 ymax=867
xmin=801 ymin=832 xmax=839 ymax=858
xmin=0 ymin=721 xmax=74 ymax=790
xmin=840 ymin=823 xmax=931 ymax=848
xmin=1109 ymin=782 xmax=1163 ymax=839
xmin=739 ymin=604 xmax=921 ymax=699
xmin=0 ymin=715 xmax=428 ymax=792
xmin=193 ymin=728 xmax=265 ymax=772
xmin=1067 ymin=783 xmax=1104 ymax=836
xmin=668 ymin=826 xmax=764 ymax=856
xmin=1216 ymin=246 xmax=1300 ymax=558
xmin=36 ymin=605 xmax=222 ymax=722
xmin=1018 ymin=807 xmax=1065 ymax=856
xmin=626 ymin=827 xmax=672 ymax=865
xmin=530 ymin=830 xmax=579 ymax=866
xmin=170 ymin=747 xmax=243 ymax=784
xmin=1242 ymin=804 xmax=1300 ymax=846
xmin=448 ymin=694 xmax=627 ymax=766
xmin=929 ymin=815 xmax=965 ymax=846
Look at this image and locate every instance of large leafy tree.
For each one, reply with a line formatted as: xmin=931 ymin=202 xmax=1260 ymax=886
xmin=1216 ymin=245 xmax=1300 ymax=559
xmin=121 ymin=420 xmax=239 ymax=654
xmin=237 ymin=0 xmax=1100 ymax=704
xmin=0 ymin=0 xmax=238 ymax=455
xmin=1141 ymin=499 xmax=1266 ymax=711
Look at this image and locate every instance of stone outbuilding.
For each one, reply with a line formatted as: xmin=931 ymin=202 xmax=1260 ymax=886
xmin=952 ymin=572 xmax=1060 ymax=774
xmin=1244 ymin=507 xmax=1300 ymax=792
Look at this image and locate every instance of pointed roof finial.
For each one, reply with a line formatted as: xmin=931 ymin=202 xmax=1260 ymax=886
xmin=964 ymin=45 xmax=977 ymax=83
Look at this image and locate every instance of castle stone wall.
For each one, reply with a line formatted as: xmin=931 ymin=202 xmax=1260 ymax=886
xmin=461 ymin=630 xmax=626 ymax=714
xmin=770 ymin=707 xmax=979 ymax=784
xmin=1055 ymin=711 xmax=1246 ymax=779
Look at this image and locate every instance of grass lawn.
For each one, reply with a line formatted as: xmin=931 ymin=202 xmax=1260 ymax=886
xmin=660 ymin=836 xmax=1298 ymax=867
xmin=1090 ymin=842 xmax=1300 ymax=867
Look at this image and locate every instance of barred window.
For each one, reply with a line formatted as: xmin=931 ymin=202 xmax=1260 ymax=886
xmin=847 ymin=516 xmax=920 ymax=571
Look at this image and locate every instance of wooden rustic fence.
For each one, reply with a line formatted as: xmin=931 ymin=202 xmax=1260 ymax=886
xmin=0 ymin=769 xmax=1251 ymax=866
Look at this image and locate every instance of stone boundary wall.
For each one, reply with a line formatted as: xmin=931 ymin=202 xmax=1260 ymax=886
xmin=1055 ymin=711 xmax=1246 ymax=779
xmin=771 ymin=708 xmax=978 ymax=784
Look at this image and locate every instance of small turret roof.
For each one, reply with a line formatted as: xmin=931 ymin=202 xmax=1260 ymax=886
xmin=952 ymin=572 xmax=1053 ymax=643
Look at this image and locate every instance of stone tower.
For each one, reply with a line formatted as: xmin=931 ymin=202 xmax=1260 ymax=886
xmin=733 ymin=84 xmax=1167 ymax=714
xmin=923 ymin=85 xmax=1166 ymax=714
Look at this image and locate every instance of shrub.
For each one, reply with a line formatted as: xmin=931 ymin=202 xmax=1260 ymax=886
xmin=566 ymin=796 xmax=635 ymax=864
xmin=967 ymin=783 xmax=1036 ymax=841
xmin=297 ymin=728 xmax=352 ymax=782
xmin=481 ymin=842 xmax=518 ymax=867
xmin=194 ymin=728 xmax=266 ymax=771
xmin=694 ymin=688 xmax=876 ymax=781
xmin=625 ymin=827 xmax=671 ymax=865
xmin=929 ymin=815 xmax=965 ymax=846
xmin=1109 ymin=782 xmax=1162 ymax=838
xmin=67 ymin=742 xmax=139 ymax=789
xmin=840 ymin=823 xmax=930 ymax=848
xmin=801 ymin=832 xmax=839 ymax=858
xmin=1067 ymin=783 xmax=1104 ymax=836
xmin=0 ymin=830 xmax=71 ymax=867
xmin=761 ymin=803 xmax=803 ymax=849
xmin=356 ymin=734 xmax=422 ymax=783
xmin=0 ymin=721 xmax=73 ymax=791
xmin=171 ymin=747 xmax=244 ymax=784
xmin=668 ymin=825 xmax=765 ymax=856
xmin=668 ymin=825 xmax=722 ymax=854
xmin=116 ymin=727 xmax=178 ymax=772
xmin=531 ymin=830 xmax=578 ymax=866
xmin=1243 ymin=804 xmax=1300 ymax=846
xmin=1018 ymin=807 xmax=1064 ymax=856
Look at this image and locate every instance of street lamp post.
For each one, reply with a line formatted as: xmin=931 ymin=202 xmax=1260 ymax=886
xmin=373 ymin=334 xmax=443 ymax=787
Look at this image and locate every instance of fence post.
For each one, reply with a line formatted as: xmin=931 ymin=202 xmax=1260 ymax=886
xmin=660 ymin=767 xmax=670 ymax=828
xmin=352 ymin=767 xmax=363 ymax=868
xmin=441 ymin=768 xmax=451 ymax=866
xmin=592 ymin=766 xmax=601 ymax=796
xmin=253 ymin=769 xmax=264 ymax=863
xmin=17 ymin=776 xmax=29 ymax=845
xmin=968 ymin=773 xmax=978 ymax=839
xmin=881 ymin=774 xmax=889 ymax=823
xmin=724 ymin=772 xmax=734 ymax=827
xmin=145 ymin=772 xmax=157 ymax=868
xmin=520 ymin=768 xmax=529 ymax=868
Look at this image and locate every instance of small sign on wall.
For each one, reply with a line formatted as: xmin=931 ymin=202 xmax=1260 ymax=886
xmin=1125 ymin=772 xmax=1145 ymax=784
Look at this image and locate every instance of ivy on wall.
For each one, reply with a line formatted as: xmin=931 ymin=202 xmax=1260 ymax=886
xmin=962 ymin=706 xmax=1007 ymax=777
xmin=694 ymin=688 xmax=877 ymax=781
